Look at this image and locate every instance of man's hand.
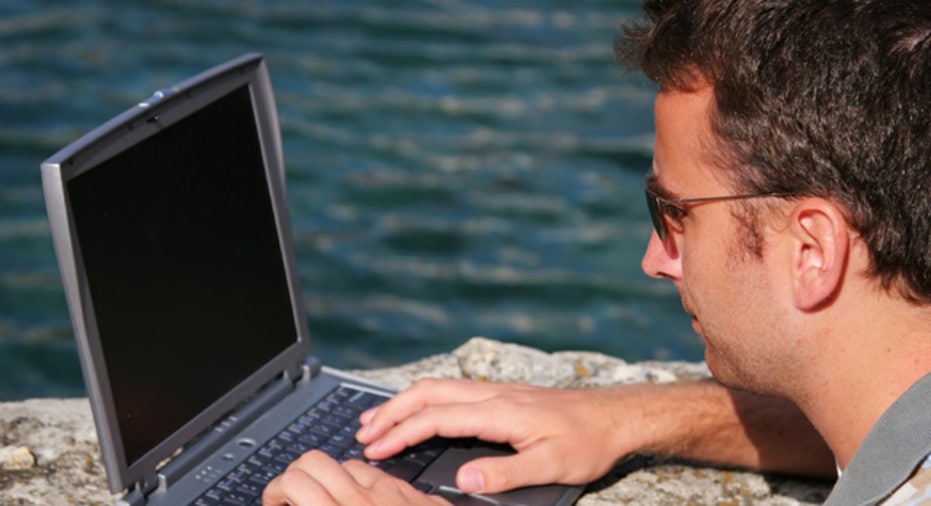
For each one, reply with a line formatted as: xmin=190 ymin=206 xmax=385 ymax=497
xmin=354 ymin=378 xmax=636 ymax=494
xmin=262 ymin=450 xmax=453 ymax=506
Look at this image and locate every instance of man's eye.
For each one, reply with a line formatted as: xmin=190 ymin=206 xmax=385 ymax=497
xmin=663 ymin=205 xmax=688 ymax=228
xmin=664 ymin=204 xmax=687 ymax=221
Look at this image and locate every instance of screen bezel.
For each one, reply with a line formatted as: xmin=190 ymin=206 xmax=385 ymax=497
xmin=40 ymin=53 xmax=312 ymax=493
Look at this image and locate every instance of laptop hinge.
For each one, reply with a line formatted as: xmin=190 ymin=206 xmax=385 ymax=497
xmin=301 ymin=355 xmax=323 ymax=381
xmin=155 ymin=374 xmax=295 ymax=490
xmin=116 ymin=479 xmax=154 ymax=506
xmin=115 ymin=490 xmax=146 ymax=506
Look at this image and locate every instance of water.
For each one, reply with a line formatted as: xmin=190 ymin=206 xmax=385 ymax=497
xmin=0 ymin=0 xmax=700 ymax=401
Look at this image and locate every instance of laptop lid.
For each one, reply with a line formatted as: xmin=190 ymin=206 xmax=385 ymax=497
xmin=40 ymin=53 xmax=312 ymax=494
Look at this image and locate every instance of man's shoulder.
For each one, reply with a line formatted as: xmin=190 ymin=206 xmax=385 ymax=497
xmin=880 ymin=453 xmax=931 ymax=505
xmin=826 ymin=374 xmax=931 ymax=505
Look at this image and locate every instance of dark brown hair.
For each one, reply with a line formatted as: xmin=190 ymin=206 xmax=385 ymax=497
xmin=620 ymin=0 xmax=931 ymax=304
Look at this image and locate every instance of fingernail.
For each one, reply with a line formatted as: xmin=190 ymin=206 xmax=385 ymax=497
xmin=360 ymin=406 xmax=379 ymax=424
xmin=459 ymin=467 xmax=485 ymax=493
xmin=365 ymin=439 xmax=384 ymax=455
xmin=356 ymin=424 xmax=371 ymax=441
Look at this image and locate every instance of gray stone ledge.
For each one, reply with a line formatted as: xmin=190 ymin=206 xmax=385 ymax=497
xmin=0 ymin=337 xmax=832 ymax=505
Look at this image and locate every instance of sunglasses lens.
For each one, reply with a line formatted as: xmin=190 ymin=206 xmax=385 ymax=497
xmin=645 ymin=191 xmax=667 ymax=241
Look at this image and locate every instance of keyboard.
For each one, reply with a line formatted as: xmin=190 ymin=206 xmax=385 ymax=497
xmin=190 ymin=385 xmax=450 ymax=506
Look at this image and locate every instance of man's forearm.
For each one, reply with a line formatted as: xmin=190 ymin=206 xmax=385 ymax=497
xmin=612 ymin=379 xmax=836 ymax=478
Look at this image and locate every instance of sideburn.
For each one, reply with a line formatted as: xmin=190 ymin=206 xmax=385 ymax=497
xmin=729 ymin=202 xmax=766 ymax=262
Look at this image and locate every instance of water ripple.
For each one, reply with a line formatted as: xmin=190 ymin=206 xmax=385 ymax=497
xmin=0 ymin=0 xmax=701 ymax=399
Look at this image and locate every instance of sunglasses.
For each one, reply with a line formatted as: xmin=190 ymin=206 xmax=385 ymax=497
xmin=645 ymin=188 xmax=796 ymax=244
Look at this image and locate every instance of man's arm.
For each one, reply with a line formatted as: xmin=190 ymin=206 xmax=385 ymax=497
xmin=634 ymin=380 xmax=836 ymax=477
xmin=263 ymin=378 xmax=836 ymax=505
xmin=357 ymin=378 xmax=836 ymax=493
xmin=719 ymin=386 xmax=836 ymax=477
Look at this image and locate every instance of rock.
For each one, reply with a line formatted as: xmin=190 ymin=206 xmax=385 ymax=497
xmin=0 ymin=337 xmax=832 ymax=505
xmin=0 ymin=447 xmax=35 ymax=471
xmin=347 ymin=337 xmax=712 ymax=390
xmin=0 ymin=398 xmax=111 ymax=505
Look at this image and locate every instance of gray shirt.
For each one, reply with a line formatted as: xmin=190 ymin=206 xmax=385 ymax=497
xmin=824 ymin=373 xmax=931 ymax=505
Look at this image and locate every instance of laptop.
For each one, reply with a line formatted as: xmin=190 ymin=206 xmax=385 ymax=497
xmin=40 ymin=53 xmax=583 ymax=506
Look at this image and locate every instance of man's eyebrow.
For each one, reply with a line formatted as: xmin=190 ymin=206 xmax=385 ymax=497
xmin=645 ymin=174 xmax=677 ymax=199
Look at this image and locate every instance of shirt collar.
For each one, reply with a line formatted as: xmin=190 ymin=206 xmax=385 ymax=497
xmin=824 ymin=372 xmax=931 ymax=505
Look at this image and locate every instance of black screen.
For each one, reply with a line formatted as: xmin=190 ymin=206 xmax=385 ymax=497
xmin=68 ymin=85 xmax=298 ymax=465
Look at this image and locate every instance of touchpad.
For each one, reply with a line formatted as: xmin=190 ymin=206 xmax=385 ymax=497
xmin=418 ymin=445 xmax=580 ymax=506
xmin=419 ymin=446 xmax=512 ymax=489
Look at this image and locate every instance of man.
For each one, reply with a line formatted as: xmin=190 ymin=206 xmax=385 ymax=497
xmin=264 ymin=0 xmax=931 ymax=504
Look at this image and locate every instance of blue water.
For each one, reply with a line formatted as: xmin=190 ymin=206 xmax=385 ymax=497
xmin=0 ymin=0 xmax=700 ymax=401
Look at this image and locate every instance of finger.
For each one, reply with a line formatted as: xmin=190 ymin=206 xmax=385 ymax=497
xmin=362 ymin=400 xmax=519 ymax=460
xmin=339 ymin=458 xmax=399 ymax=488
xmin=456 ymin=446 xmax=573 ymax=494
xmin=266 ymin=454 xmax=454 ymax=506
xmin=263 ymin=459 xmax=338 ymax=506
xmin=341 ymin=459 xmax=456 ymax=506
xmin=278 ymin=451 xmax=374 ymax=505
xmin=358 ymin=379 xmax=509 ymax=444
xmin=359 ymin=405 xmax=379 ymax=426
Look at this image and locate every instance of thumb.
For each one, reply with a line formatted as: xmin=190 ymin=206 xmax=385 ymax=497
xmin=456 ymin=450 xmax=557 ymax=494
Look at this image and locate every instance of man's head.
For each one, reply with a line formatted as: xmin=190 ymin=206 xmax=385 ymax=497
xmin=622 ymin=0 xmax=931 ymax=304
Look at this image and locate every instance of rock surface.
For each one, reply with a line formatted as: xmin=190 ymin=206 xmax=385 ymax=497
xmin=0 ymin=337 xmax=832 ymax=505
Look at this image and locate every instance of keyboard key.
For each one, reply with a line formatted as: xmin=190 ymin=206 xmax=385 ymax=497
xmin=330 ymin=388 xmax=352 ymax=400
xmin=226 ymin=467 xmax=251 ymax=483
xmin=247 ymin=470 xmax=277 ymax=487
xmin=287 ymin=421 xmax=311 ymax=435
xmin=204 ymin=488 xmax=224 ymax=500
xmin=235 ymin=481 xmax=263 ymax=497
xmin=273 ymin=450 xmax=301 ymax=465
xmin=402 ymin=451 xmax=438 ymax=467
xmin=246 ymin=453 xmax=271 ymax=469
xmin=320 ymin=443 xmax=346 ymax=459
xmin=261 ymin=460 xmax=287 ymax=475
xmin=257 ymin=441 xmax=282 ymax=459
xmin=309 ymin=423 xmax=338 ymax=437
xmin=219 ymin=492 xmax=252 ymax=505
xmin=322 ymin=413 xmax=351 ymax=428
xmin=328 ymin=433 xmax=354 ymax=448
xmin=316 ymin=400 xmax=338 ymax=412
xmin=216 ymin=477 xmax=240 ymax=491
xmin=384 ymin=459 xmax=424 ymax=481
xmin=333 ymin=405 xmax=358 ymax=418
xmin=412 ymin=481 xmax=435 ymax=494
xmin=286 ymin=441 xmax=314 ymax=454
xmin=346 ymin=391 xmax=380 ymax=409
xmin=341 ymin=447 xmax=364 ymax=461
xmin=297 ymin=433 xmax=325 ymax=448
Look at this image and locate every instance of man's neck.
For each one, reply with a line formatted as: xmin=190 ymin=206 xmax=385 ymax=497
xmin=791 ymin=294 xmax=931 ymax=468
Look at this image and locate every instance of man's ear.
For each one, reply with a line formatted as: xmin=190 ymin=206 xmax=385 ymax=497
xmin=788 ymin=199 xmax=850 ymax=311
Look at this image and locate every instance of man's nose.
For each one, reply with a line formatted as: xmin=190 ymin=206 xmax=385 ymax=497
xmin=641 ymin=232 xmax=683 ymax=280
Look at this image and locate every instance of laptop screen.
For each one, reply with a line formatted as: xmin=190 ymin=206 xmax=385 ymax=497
xmin=66 ymin=84 xmax=298 ymax=465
